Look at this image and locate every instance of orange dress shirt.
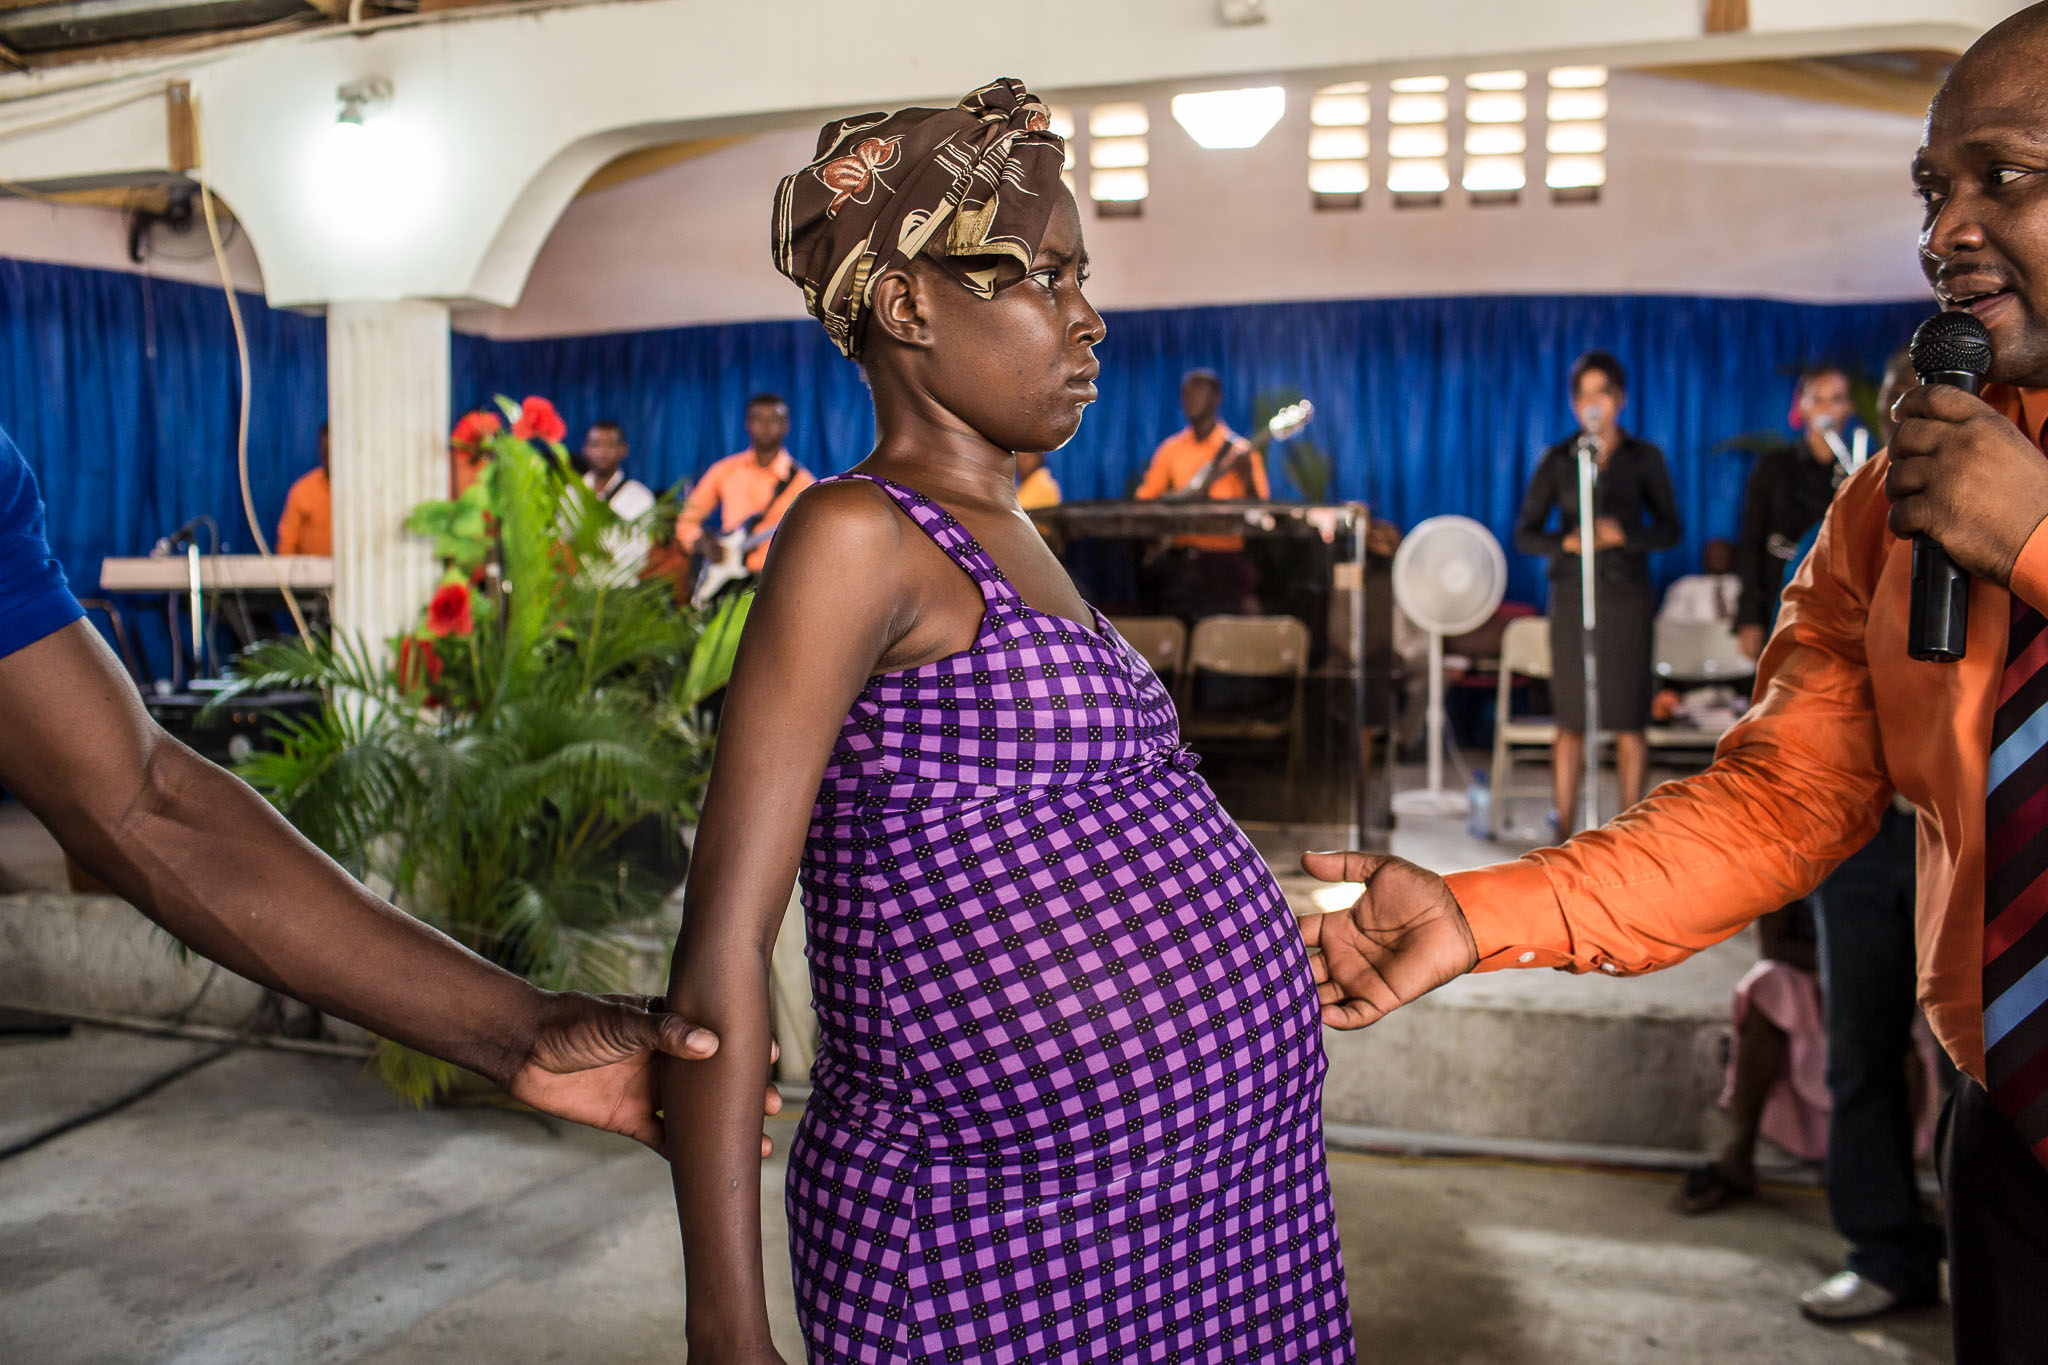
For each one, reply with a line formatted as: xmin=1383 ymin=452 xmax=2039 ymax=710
xmin=678 ymin=450 xmax=814 ymax=573
xmin=1134 ymin=424 xmax=1270 ymax=553
xmin=1445 ymin=384 xmax=2048 ymax=1085
xmin=275 ymin=468 xmax=331 ymax=557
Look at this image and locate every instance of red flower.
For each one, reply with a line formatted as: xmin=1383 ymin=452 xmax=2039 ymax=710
xmin=398 ymin=635 xmax=444 ymax=690
xmin=511 ymin=396 xmax=566 ymax=444
xmin=451 ymin=410 xmax=502 ymax=449
xmin=425 ymin=582 xmax=475 ymax=638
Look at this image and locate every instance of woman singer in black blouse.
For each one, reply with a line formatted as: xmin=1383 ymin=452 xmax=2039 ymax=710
xmin=1514 ymin=349 xmax=1682 ymax=835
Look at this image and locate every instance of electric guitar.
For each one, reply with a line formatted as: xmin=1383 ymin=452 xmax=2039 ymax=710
xmin=684 ymin=459 xmax=808 ymax=609
xmin=1161 ymin=399 xmax=1315 ymax=501
xmin=689 ymin=522 xmax=779 ymax=608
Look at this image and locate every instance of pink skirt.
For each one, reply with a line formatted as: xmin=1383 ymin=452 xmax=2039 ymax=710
xmin=1717 ymin=959 xmax=1943 ymax=1163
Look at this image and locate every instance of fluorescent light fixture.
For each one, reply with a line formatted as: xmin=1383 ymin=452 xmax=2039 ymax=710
xmin=1388 ymin=158 xmax=1450 ymax=193
xmin=1466 ymin=125 xmax=1527 ymax=156
xmin=1547 ymin=88 xmax=1609 ymax=123
xmin=1546 ymin=121 xmax=1607 ymax=155
xmin=1089 ymin=102 xmax=1149 ymax=138
xmin=1546 ymin=153 xmax=1607 ymax=189
xmin=1089 ymin=167 xmax=1149 ymax=202
xmin=1047 ymin=105 xmax=1076 ymax=173
xmin=1088 ymin=135 xmax=1149 ymax=169
xmin=1549 ymin=65 xmax=1609 ymax=89
xmin=1464 ymin=90 xmax=1527 ymax=124
xmin=1171 ymin=86 xmax=1286 ymax=149
xmin=1310 ymin=83 xmax=1370 ymax=126
xmin=1309 ymin=160 xmax=1369 ymax=195
xmin=1463 ymin=155 xmax=1527 ymax=192
xmin=1389 ymin=75 xmax=1450 ymax=93
xmin=1466 ymin=70 xmax=1528 ymax=92
xmin=1387 ymin=92 xmax=1449 ymax=125
xmin=1309 ymin=126 xmax=1368 ymax=160
xmin=1387 ymin=125 xmax=1448 ymax=159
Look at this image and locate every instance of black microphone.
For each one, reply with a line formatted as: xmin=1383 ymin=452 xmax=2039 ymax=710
xmin=1906 ymin=311 xmax=1995 ymax=663
xmin=151 ymin=516 xmax=206 ymax=558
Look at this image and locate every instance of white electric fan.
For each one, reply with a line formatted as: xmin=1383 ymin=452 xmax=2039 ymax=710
xmin=1390 ymin=515 xmax=1509 ymax=815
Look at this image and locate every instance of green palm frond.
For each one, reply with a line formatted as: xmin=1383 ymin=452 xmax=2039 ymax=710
xmin=681 ymin=591 xmax=751 ymax=708
xmin=223 ymin=401 xmax=730 ymax=1107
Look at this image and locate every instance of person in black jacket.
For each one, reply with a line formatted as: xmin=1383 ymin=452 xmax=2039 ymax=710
xmin=1514 ymin=350 xmax=1682 ymax=833
xmin=1734 ymin=365 xmax=1857 ymax=659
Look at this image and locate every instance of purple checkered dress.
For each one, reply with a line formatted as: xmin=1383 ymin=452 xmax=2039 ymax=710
xmin=786 ymin=475 xmax=1353 ymax=1363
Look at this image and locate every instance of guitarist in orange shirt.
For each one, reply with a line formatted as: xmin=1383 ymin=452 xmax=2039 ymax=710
xmin=1136 ymin=368 xmax=1271 ymax=620
xmin=677 ymin=394 xmax=816 ymax=606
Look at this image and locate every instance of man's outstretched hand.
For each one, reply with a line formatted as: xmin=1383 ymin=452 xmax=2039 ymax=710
xmin=1296 ymin=852 xmax=1480 ymax=1029
xmin=505 ymin=992 xmax=782 ymax=1156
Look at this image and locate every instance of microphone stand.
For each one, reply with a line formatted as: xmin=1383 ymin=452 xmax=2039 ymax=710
xmin=1575 ymin=430 xmax=1601 ymax=834
xmin=185 ymin=540 xmax=205 ymax=683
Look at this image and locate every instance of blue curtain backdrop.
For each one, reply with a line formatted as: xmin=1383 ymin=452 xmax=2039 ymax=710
xmin=2 ymin=255 xmax=1928 ymax=638
xmin=464 ymin=295 xmax=1928 ymax=606
xmin=0 ymin=257 xmax=327 ymax=673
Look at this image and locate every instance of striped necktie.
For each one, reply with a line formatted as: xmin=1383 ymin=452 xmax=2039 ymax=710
xmin=1986 ymin=596 xmax=2048 ymax=1166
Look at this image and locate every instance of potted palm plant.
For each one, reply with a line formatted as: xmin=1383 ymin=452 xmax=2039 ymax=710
xmin=221 ymin=397 xmax=747 ymax=1103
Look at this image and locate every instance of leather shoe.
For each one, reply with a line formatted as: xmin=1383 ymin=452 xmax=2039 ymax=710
xmin=1798 ymin=1271 xmax=1924 ymax=1324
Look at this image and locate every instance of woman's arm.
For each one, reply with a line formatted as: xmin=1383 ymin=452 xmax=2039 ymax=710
xmin=1513 ymin=451 xmax=1566 ymax=557
xmin=661 ymin=483 xmax=912 ymax=1362
xmin=1626 ymin=446 xmax=1684 ymax=554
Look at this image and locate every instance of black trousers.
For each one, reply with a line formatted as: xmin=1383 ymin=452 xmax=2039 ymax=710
xmin=1812 ymin=808 xmax=1944 ymax=1299
xmin=1941 ymin=1076 xmax=2048 ymax=1362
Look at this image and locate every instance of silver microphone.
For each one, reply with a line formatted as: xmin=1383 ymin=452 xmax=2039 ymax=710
xmin=1812 ymin=413 xmax=1859 ymax=475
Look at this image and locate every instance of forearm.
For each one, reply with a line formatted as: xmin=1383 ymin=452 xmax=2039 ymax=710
xmin=1446 ymin=718 xmax=1889 ymax=976
xmin=664 ymin=943 xmax=777 ymax=1353
xmin=1513 ymin=470 xmax=1564 ymax=556
xmin=39 ymin=734 xmax=544 ymax=1082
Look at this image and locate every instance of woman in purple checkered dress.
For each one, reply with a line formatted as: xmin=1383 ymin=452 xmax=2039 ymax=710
xmin=661 ymin=80 xmax=1353 ymax=1364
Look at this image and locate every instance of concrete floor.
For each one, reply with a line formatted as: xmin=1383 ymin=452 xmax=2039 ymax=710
xmin=1 ymin=1026 xmax=1953 ymax=1365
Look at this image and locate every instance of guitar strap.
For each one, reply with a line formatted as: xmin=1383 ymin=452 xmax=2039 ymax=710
xmin=1187 ymin=429 xmax=1252 ymax=496
xmin=735 ymin=462 xmax=805 ymax=539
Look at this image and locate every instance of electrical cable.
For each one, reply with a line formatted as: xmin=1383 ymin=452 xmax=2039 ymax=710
xmin=0 ymin=1042 xmax=234 ymax=1162
xmin=0 ymin=82 xmax=163 ymax=139
xmin=198 ymin=161 xmax=312 ymax=643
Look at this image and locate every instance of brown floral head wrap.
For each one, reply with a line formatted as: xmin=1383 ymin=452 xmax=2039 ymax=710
xmin=772 ymin=77 xmax=1067 ymax=358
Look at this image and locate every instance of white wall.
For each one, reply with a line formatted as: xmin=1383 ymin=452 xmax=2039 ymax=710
xmin=2 ymin=70 xmax=1934 ymax=336
xmin=0 ymin=0 xmax=1991 ymax=309
xmin=464 ymin=70 xmax=1932 ymax=340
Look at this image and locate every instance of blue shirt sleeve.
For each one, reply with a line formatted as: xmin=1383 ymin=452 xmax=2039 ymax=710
xmin=0 ymin=423 xmax=85 ymax=659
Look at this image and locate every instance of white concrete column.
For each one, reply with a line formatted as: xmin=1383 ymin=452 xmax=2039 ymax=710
xmin=327 ymin=299 xmax=451 ymax=655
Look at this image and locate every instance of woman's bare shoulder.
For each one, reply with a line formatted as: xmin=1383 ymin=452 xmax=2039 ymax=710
xmin=767 ymin=477 xmax=907 ymax=569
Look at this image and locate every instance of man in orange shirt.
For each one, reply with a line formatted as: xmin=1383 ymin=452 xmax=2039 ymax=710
xmin=1298 ymin=14 xmax=2048 ymax=1358
xmin=1134 ymin=369 xmax=1268 ymax=618
xmin=676 ymin=394 xmax=815 ymax=589
xmin=274 ymin=423 xmax=331 ymax=557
